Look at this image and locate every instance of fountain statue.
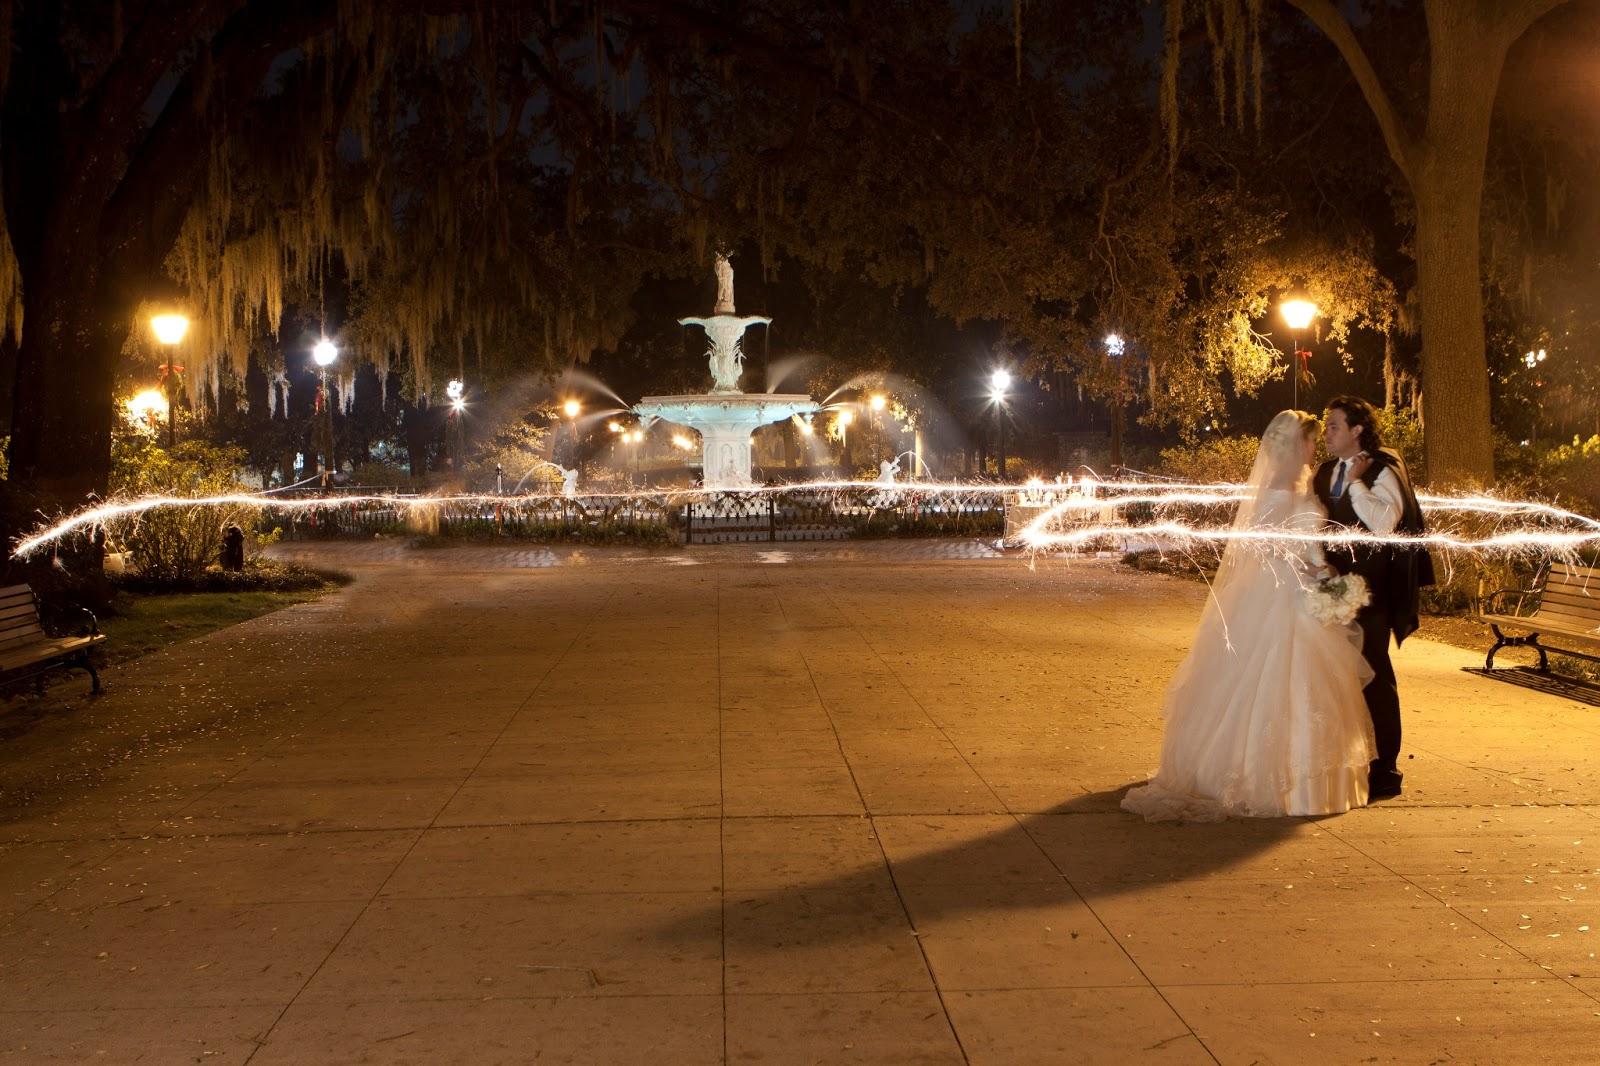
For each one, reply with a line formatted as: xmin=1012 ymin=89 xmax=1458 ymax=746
xmin=876 ymin=458 xmax=901 ymax=486
xmin=633 ymin=253 xmax=819 ymax=489
xmin=559 ymin=466 xmax=579 ymax=498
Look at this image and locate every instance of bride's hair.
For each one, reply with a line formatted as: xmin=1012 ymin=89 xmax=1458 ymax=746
xmin=1256 ymin=410 xmax=1318 ymax=489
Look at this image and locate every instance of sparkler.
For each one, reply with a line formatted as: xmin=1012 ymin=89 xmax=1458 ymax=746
xmin=11 ymin=476 xmax=1600 ymax=564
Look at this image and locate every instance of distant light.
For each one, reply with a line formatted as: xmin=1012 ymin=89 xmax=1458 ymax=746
xmin=446 ymin=379 xmax=464 ymax=401
xmin=312 ymin=338 xmax=339 ymax=367
xmin=838 ymin=409 xmax=854 ymax=427
xmin=671 ymin=433 xmax=694 ymax=451
xmin=126 ymin=389 xmax=168 ymax=424
xmin=869 ymin=394 xmax=887 ymax=411
xmin=798 ymin=419 xmax=815 ymax=436
xmin=991 ymin=368 xmax=1012 ymax=392
xmin=562 ymin=399 xmax=581 ymax=418
xmin=1280 ymin=299 xmax=1317 ymax=331
xmin=608 ymin=420 xmax=623 ymax=433
xmin=1104 ymin=333 xmax=1125 ymax=358
xmin=151 ymin=314 xmax=190 ymax=346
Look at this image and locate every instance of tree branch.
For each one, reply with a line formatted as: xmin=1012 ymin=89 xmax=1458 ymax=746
xmin=1282 ymin=0 xmax=1418 ymax=183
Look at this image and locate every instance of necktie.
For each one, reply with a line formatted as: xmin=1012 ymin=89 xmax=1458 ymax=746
xmin=1330 ymin=461 xmax=1346 ymax=499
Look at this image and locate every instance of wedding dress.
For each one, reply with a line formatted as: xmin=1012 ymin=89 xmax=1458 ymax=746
xmin=1122 ymin=412 xmax=1376 ymax=822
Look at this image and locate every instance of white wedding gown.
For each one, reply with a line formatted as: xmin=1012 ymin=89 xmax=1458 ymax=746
xmin=1122 ymin=485 xmax=1376 ymax=821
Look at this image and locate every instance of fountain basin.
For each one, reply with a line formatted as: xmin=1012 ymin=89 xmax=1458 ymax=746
xmin=635 ymin=392 xmax=819 ymax=489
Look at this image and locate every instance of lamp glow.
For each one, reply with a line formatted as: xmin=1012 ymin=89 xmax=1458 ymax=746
xmin=151 ymin=314 xmax=190 ymax=346
xmin=869 ymin=394 xmax=887 ymax=412
xmin=838 ymin=410 xmax=854 ymax=427
xmin=991 ymin=368 xmax=1012 ymax=392
xmin=562 ymin=399 xmax=581 ymax=419
xmin=126 ymin=389 xmax=169 ymax=425
xmin=1104 ymin=333 xmax=1125 ymax=358
xmin=1280 ymin=299 xmax=1317 ymax=331
xmin=312 ymin=338 xmax=338 ymax=367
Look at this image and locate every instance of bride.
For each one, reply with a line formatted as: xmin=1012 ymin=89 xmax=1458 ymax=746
xmin=1122 ymin=410 xmax=1376 ymax=821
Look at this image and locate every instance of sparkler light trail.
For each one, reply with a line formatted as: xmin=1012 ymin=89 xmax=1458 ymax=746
xmin=9 ymin=477 xmax=1600 ymax=563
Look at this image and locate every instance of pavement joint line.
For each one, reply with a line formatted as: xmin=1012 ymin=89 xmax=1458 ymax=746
xmin=715 ymin=557 xmax=729 ymax=1066
xmin=240 ymin=576 xmax=619 ymax=1065
xmin=1012 ymin=808 xmax=1226 ymax=1065
xmin=1309 ymin=809 xmax=1592 ymax=1003
xmin=788 ymin=581 xmax=976 ymax=1064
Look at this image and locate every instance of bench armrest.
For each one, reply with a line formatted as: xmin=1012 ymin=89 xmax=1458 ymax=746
xmin=1479 ymin=587 xmax=1540 ymax=617
xmin=41 ymin=604 xmax=99 ymax=638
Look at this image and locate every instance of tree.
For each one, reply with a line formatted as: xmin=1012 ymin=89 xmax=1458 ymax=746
xmin=1187 ymin=0 xmax=1572 ymax=483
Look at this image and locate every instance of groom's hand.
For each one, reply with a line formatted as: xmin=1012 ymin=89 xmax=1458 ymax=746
xmin=1347 ymin=452 xmax=1373 ymax=482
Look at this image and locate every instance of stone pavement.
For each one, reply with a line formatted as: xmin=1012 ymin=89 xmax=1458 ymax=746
xmin=2 ymin=540 xmax=1599 ymax=1064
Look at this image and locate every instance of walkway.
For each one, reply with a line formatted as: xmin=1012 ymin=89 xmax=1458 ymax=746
xmin=2 ymin=542 xmax=1598 ymax=1063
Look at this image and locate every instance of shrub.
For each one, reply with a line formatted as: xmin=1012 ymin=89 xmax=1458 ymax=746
xmin=1156 ymin=436 xmax=1259 ymax=484
xmin=108 ymin=430 xmax=259 ymax=582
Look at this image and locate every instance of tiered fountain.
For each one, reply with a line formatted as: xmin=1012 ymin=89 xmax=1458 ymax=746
xmin=634 ymin=254 xmax=819 ymax=489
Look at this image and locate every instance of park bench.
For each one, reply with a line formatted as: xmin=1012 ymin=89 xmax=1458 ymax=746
xmin=1478 ymin=560 xmax=1600 ymax=672
xmin=0 ymin=583 xmax=104 ymax=695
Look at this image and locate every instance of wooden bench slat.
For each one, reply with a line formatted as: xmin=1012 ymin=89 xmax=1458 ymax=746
xmin=1527 ymin=609 xmax=1600 ymax=630
xmin=0 ymin=624 xmax=46 ymax=646
xmin=1533 ymin=593 xmax=1600 ymax=613
xmin=1545 ymin=576 xmax=1600 ymax=593
xmin=1550 ymin=561 xmax=1600 ymax=577
xmin=1481 ymin=613 xmax=1600 ymax=643
xmin=0 ymin=593 xmax=36 ymax=612
xmin=0 ymin=583 xmax=34 ymax=600
xmin=0 ymin=601 xmax=40 ymax=620
xmin=0 ymin=634 xmax=103 ymax=672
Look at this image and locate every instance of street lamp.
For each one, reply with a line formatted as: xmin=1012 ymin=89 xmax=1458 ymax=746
xmin=151 ymin=313 xmax=190 ymax=447
xmin=1525 ymin=348 xmax=1548 ymax=446
xmin=561 ymin=398 xmax=582 ymax=468
xmin=312 ymin=338 xmax=338 ymax=486
xmin=445 ymin=379 xmax=466 ymax=473
xmin=1279 ymin=298 xmax=1318 ymax=410
xmin=1105 ymin=333 xmax=1127 ymax=468
xmin=990 ymin=368 xmax=1011 ymax=478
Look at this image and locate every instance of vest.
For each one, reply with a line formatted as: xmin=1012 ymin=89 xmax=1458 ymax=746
xmin=1312 ymin=448 xmax=1434 ymax=642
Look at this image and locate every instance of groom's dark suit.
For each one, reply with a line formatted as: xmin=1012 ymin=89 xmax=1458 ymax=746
xmin=1313 ymin=449 xmax=1433 ymax=789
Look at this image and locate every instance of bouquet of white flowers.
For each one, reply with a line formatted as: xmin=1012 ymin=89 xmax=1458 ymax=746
xmin=1304 ymin=573 xmax=1371 ymax=626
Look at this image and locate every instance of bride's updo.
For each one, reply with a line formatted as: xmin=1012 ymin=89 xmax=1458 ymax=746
xmin=1257 ymin=410 xmax=1319 ymax=489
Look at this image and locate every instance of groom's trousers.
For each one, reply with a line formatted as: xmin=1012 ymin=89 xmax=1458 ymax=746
xmin=1357 ymin=605 xmax=1402 ymax=774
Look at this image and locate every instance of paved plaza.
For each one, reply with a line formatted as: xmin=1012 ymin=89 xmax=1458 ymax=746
xmin=3 ymin=541 xmax=1600 ymax=1064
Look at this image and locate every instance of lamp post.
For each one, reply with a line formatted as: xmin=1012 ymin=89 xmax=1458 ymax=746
xmin=312 ymin=338 xmax=338 ymax=486
xmin=151 ymin=313 xmax=189 ymax=448
xmin=1525 ymin=347 xmax=1548 ymax=447
xmin=1279 ymin=299 xmax=1318 ymax=410
xmin=562 ymin=398 xmax=582 ymax=468
xmin=1104 ymin=333 xmax=1126 ymax=469
xmin=837 ymin=408 xmax=854 ymax=474
xmin=446 ymin=378 xmax=466 ymax=475
xmin=990 ymin=368 xmax=1011 ymax=478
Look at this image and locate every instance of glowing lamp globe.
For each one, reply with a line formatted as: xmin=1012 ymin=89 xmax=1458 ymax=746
xmin=446 ymin=379 xmax=464 ymax=401
xmin=1104 ymin=333 xmax=1125 ymax=357
xmin=1280 ymin=299 xmax=1317 ymax=331
xmin=562 ymin=399 xmax=581 ymax=419
xmin=869 ymin=394 xmax=887 ymax=412
xmin=990 ymin=368 xmax=1012 ymax=392
xmin=798 ymin=419 xmax=815 ymax=436
xmin=312 ymin=338 xmax=339 ymax=367
xmin=838 ymin=409 xmax=854 ymax=427
xmin=151 ymin=314 xmax=190 ymax=345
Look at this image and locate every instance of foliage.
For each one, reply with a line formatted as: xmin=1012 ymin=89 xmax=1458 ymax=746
xmin=111 ymin=558 xmax=341 ymax=596
xmin=108 ymin=427 xmax=258 ymax=583
xmin=1156 ymin=435 xmax=1259 ymax=484
xmin=467 ymin=415 xmax=553 ymax=492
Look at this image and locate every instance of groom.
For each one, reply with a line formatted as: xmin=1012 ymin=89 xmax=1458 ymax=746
xmin=1313 ymin=396 xmax=1434 ymax=800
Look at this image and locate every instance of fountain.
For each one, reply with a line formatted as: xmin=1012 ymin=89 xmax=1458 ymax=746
xmin=634 ymin=253 xmax=819 ymax=488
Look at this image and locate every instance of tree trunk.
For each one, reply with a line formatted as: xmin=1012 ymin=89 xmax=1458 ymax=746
xmin=1412 ymin=7 xmax=1502 ymax=487
xmin=6 ymin=268 xmax=124 ymax=505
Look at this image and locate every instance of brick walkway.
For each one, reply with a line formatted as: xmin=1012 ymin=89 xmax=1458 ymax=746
xmin=2 ymin=542 xmax=1598 ymax=1063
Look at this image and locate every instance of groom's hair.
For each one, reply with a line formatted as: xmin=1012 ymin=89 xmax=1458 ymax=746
xmin=1326 ymin=395 xmax=1382 ymax=454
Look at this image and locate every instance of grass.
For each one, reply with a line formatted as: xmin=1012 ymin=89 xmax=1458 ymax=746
xmin=95 ymin=587 xmax=331 ymax=668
